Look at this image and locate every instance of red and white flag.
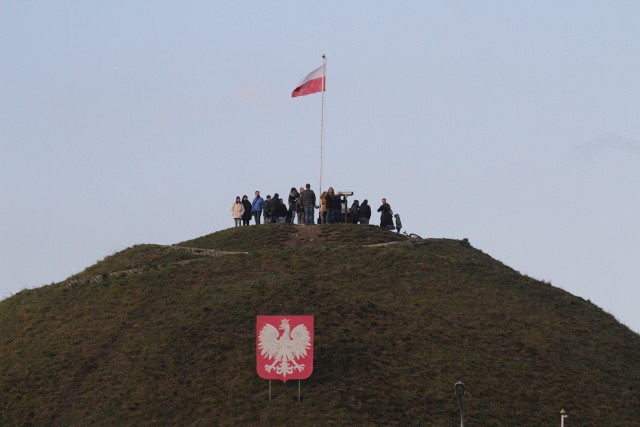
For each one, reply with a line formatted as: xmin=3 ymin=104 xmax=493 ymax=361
xmin=256 ymin=315 xmax=314 ymax=382
xmin=291 ymin=65 xmax=326 ymax=98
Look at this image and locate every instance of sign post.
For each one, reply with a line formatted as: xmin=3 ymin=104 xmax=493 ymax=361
xmin=560 ymin=409 xmax=568 ymax=427
xmin=454 ymin=381 xmax=465 ymax=427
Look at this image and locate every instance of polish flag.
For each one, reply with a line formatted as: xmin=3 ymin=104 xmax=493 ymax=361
xmin=291 ymin=65 xmax=326 ymax=98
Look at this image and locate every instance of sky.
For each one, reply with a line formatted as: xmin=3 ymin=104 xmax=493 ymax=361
xmin=1 ymin=1 xmax=638 ymax=333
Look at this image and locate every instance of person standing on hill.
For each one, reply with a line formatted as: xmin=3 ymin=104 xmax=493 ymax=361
xmin=348 ymin=200 xmax=360 ymax=224
xmin=241 ymin=195 xmax=253 ymax=226
xmin=302 ymin=183 xmax=316 ymax=224
xmin=324 ymin=187 xmax=337 ymax=224
xmin=296 ymin=187 xmax=305 ymax=224
xmin=325 ymin=187 xmax=344 ymax=224
xmin=252 ymin=191 xmax=264 ymax=225
xmin=319 ymin=191 xmax=327 ymax=224
xmin=288 ymin=187 xmax=300 ymax=224
xmin=231 ymin=196 xmax=244 ymax=227
xmin=394 ymin=213 xmax=402 ymax=234
xmin=378 ymin=198 xmax=394 ymax=229
xmin=263 ymin=195 xmax=271 ymax=224
xmin=270 ymin=194 xmax=280 ymax=223
xmin=277 ymin=197 xmax=288 ymax=223
xmin=359 ymin=199 xmax=371 ymax=224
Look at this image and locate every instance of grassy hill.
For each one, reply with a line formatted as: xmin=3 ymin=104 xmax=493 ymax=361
xmin=1 ymin=224 xmax=639 ymax=426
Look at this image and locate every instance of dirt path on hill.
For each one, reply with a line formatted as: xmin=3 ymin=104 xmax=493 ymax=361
xmin=285 ymin=225 xmax=327 ymax=248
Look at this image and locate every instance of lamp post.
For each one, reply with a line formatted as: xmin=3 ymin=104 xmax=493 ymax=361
xmin=560 ymin=409 xmax=568 ymax=427
xmin=454 ymin=381 xmax=465 ymax=427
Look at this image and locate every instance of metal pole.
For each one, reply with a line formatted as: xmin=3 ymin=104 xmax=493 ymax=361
xmin=319 ymin=54 xmax=326 ymax=196
xmin=454 ymin=381 xmax=465 ymax=427
xmin=560 ymin=409 xmax=567 ymax=427
xmin=298 ymin=380 xmax=301 ymax=403
xmin=269 ymin=380 xmax=271 ymax=401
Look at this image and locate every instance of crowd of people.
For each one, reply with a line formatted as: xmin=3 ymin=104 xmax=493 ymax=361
xmin=231 ymin=184 xmax=402 ymax=232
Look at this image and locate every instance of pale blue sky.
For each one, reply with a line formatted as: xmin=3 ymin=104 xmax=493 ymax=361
xmin=1 ymin=1 xmax=639 ymax=332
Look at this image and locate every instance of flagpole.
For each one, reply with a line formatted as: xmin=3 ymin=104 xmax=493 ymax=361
xmin=319 ymin=54 xmax=326 ymax=198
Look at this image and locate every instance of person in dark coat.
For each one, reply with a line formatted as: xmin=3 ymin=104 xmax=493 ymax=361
xmin=270 ymin=193 xmax=280 ymax=223
xmin=263 ymin=195 xmax=271 ymax=225
xmin=278 ymin=198 xmax=288 ymax=223
xmin=348 ymin=200 xmax=360 ymax=224
xmin=324 ymin=187 xmax=343 ymax=224
xmin=296 ymin=187 xmax=305 ymax=224
xmin=359 ymin=199 xmax=371 ymax=224
xmin=394 ymin=213 xmax=402 ymax=234
xmin=241 ymin=195 xmax=253 ymax=226
xmin=377 ymin=197 xmax=394 ymax=229
xmin=288 ymin=187 xmax=300 ymax=224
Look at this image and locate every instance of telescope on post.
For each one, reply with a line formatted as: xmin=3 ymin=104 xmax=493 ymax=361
xmin=337 ymin=191 xmax=354 ymax=222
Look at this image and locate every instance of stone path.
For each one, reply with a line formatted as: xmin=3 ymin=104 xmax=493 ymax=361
xmin=63 ymin=245 xmax=247 ymax=287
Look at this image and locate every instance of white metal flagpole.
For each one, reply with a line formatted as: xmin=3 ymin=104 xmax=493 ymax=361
xmin=319 ymin=54 xmax=326 ymax=197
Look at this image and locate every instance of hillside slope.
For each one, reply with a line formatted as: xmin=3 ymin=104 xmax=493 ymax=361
xmin=1 ymin=225 xmax=639 ymax=426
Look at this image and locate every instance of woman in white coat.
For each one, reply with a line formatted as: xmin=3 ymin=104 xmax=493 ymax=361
xmin=231 ymin=196 xmax=244 ymax=227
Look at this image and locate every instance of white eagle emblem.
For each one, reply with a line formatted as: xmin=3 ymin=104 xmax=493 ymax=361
xmin=258 ymin=318 xmax=311 ymax=377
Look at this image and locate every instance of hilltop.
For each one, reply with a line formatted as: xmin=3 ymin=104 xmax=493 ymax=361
xmin=1 ymin=224 xmax=639 ymax=426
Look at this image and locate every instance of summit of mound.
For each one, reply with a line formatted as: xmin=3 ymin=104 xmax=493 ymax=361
xmin=178 ymin=222 xmax=408 ymax=251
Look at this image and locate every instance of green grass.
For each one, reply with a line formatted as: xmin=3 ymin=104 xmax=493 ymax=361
xmin=1 ymin=225 xmax=638 ymax=426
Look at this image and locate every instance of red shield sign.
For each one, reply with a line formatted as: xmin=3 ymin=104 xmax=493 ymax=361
xmin=256 ymin=315 xmax=314 ymax=382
